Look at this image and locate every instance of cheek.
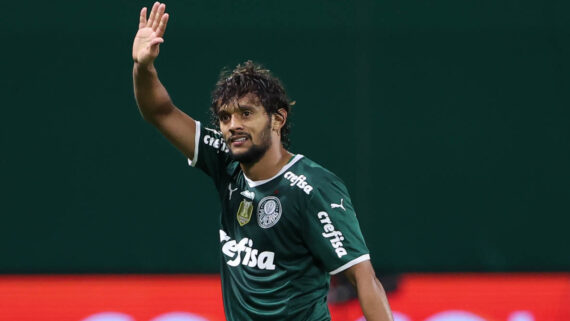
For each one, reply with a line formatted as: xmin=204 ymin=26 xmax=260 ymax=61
xmin=219 ymin=126 xmax=230 ymax=140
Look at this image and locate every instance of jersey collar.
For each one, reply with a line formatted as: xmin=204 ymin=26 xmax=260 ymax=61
xmin=243 ymin=154 xmax=304 ymax=188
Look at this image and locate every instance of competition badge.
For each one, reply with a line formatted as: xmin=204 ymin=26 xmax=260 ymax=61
xmin=257 ymin=196 xmax=282 ymax=229
xmin=237 ymin=200 xmax=253 ymax=226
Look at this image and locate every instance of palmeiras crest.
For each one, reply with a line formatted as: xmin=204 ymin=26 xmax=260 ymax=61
xmin=257 ymin=196 xmax=282 ymax=229
xmin=237 ymin=199 xmax=254 ymax=226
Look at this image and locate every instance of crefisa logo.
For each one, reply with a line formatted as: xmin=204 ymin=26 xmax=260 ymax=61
xmin=284 ymin=171 xmax=313 ymax=194
xmin=219 ymin=230 xmax=276 ymax=270
xmin=317 ymin=211 xmax=347 ymax=258
xmin=203 ymin=131 xmax=229 ymax=153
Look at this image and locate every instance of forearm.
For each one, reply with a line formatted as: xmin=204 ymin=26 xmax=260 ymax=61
xmin=356 ymin=276 xmax=394 ymax=321
xmin=133 ymin=62 xmax=175 ymax=122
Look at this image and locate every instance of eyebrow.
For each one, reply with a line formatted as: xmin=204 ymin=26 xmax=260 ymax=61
xmin=218 ymin=103 xmax=256 ymax=114
xmin=237 ymin=103 xmax=256 ymax=110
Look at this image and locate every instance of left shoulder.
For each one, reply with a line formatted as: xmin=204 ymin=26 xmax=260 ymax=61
xmin=285 ymin=155 xmax=349 ymax=199
xmin=294 ymin=155 xmax=345 ymax=184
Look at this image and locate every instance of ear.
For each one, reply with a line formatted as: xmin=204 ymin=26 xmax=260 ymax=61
xmin=272 ymin=108 xmax=288 ymax=133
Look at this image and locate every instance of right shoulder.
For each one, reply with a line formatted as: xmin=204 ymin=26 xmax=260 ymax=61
xmin=189 ymin=121 xmax=230 ymax=165
xmin=199 ymin=123 xmax=230 ymax=153
xmin=189 ymin=121 xmax=235 ymax=183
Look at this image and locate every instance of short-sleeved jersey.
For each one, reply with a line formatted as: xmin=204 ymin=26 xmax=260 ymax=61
xmin=189 ymin=121 xmax=370 ymax=321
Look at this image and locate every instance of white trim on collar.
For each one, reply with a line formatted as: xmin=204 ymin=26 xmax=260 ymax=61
xmin=243 ymin=154 xmax=304 ymax=188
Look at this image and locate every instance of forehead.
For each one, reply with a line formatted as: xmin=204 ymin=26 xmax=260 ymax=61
xmin=217 ymin=93 xmax=264 ymax=114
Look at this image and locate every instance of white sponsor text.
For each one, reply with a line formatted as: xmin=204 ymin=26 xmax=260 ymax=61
xmin=317 ymin=211 xmax=347 ymax=258
xmin=203 ymin=135 xmax=229 ymax=153
xmin=219 ymin=230 xmax=276 ymax=270
xmin=284 ymin=171 xmax=313 ymax=194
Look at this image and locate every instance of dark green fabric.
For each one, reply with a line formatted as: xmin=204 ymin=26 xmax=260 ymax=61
xmin=193 ymin=122 xmax=368 ymax=320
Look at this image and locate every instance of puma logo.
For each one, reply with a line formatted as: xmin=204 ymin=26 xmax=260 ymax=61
xmin=228 ymin=183 xmax=238 ymax=200
xmin=331 ymin=199 xmax=345 ymax=211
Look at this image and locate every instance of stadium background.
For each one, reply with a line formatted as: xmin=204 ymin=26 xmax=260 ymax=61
xmin=0 ymin=0 xmax=568 ymax=320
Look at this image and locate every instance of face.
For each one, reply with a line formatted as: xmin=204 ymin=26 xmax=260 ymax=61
xmin=218 ymin=93 xmax=273 ymax=164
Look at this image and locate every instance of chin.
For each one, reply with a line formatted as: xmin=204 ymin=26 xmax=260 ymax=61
xmin=230 ymin=145 xmax=268 ymax=164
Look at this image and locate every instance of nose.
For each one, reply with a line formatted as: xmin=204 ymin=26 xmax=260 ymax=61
xmin=228 ymin=114 xmax=243 ymax=132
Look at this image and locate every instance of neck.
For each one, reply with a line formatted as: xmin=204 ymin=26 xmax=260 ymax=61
xmin=241 ymin=144 xmax=292 ymax=181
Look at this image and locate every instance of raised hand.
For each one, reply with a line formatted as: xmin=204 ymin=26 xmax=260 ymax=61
xmin=132 ymin=2 xmax=169 ymax=65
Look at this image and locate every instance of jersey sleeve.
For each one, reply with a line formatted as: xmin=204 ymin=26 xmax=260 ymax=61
xmin=187 ymin=121 xmax=233 ymax=185
xmin=301 ymin=174 xmax=370 ymax=275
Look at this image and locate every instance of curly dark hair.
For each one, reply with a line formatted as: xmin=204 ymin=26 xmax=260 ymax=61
xmin=210 ymin=60 xmax=293 ymax=148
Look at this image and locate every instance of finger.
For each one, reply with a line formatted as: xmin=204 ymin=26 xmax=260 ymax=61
xmin=146 ymin=2 xmax=160 ymax=28
xmin=152 ymin=3 xmax=166 ymax=30
xmin=139 ymin=7 xmax=147 ymax=29
xmin=156 ymin=13 xmax=169 ymax=37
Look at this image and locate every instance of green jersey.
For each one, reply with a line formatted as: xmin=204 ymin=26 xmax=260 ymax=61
xmin=189 ymin=122 xmax=370 ymax=321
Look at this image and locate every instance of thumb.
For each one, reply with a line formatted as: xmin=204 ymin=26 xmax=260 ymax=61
xmin=150 ymin=37 xmax=164 ymax=48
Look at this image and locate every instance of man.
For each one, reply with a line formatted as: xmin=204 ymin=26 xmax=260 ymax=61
xmin=132 ymin=2 xmax=394 ymax=320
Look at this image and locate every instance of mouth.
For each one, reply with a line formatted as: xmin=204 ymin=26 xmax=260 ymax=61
xmin=229 ymin=134 xmax=250 ymax=147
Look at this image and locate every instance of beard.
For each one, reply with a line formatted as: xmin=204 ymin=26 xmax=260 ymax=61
xmin=228 ymin=123 xmax=272 ymax=165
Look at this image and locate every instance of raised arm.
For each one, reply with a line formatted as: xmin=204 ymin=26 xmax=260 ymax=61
xmin=133 ymin=2 xmax=197 ymax=159
xmin=344 ymin=260 xmax=394 ymax=321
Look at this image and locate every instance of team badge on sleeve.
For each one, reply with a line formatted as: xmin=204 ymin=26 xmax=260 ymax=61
xmin=237 ymin=200 xmax=254 ymax=226
xmin=257 ymin=196 xmax=282 ymax=229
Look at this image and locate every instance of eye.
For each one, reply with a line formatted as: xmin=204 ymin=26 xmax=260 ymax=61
xmin=242 ymin=110 xmax=251 ymax=117
xmin=219 ymin=113 xmax=230 ymax=122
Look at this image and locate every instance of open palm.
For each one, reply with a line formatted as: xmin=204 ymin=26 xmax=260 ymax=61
xmin=132 ymin=2 xmax=169 ymax=65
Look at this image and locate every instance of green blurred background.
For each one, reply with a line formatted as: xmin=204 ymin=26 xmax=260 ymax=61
xmin=1 ymin=0 xmax=568 ymax=273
